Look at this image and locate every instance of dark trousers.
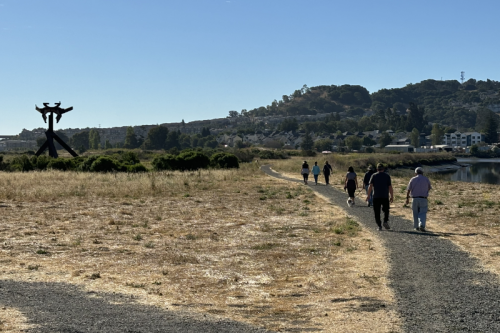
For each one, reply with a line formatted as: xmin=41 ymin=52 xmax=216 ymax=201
xmin=373 ymin=198 xmax=390 ymax=227
xmin=324 ymin=174 xmax=330 ymax=184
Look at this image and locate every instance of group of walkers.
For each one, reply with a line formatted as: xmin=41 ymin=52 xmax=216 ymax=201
xmin=301 ymin=160 xmax=332 ymax=186
xmin=301 ymin=160 xmax=432 ymax=232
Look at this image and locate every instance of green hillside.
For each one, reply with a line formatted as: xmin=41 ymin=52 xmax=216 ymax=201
xmin=242 ymin=79 xmax=500 ymax=132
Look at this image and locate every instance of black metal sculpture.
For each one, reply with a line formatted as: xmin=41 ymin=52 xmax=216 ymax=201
xmin=35 ymin=102 xmax=78 ymax=158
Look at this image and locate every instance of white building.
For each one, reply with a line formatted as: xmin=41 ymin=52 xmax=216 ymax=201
xmin=441 ymin=132 xmax=484 ymax=148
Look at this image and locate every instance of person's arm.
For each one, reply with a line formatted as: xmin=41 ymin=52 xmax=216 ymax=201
xmin=389 ymin=185 xmax=394 ymax=203
xmin=355 ymin=176 xmax=358 ymax=189
xmin=366 ymin=184 xmax=373 ymax=202
xmin=405 ymin=190 xmax=411 ymax=205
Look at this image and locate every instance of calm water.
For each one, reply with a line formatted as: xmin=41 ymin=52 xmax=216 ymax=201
xmin=445 ymin=159 xmax=500 ymax=184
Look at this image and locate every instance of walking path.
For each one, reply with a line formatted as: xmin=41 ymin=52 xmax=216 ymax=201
xmin=262 ymin=165 xmax=500 ymax=332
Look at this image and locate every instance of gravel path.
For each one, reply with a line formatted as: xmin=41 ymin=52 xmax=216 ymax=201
xmin=262 ymin=165 xmax=500 ymax=332
xmin=0 ymin=280 xmax=269 ymax=333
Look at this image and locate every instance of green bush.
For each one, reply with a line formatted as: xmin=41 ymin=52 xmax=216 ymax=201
xmin=78 ymin=156 xmax=100 ymax=172
xmin=152 ymin=154 xmax=178 ymax=171
xmin=176 ymin=151 xmax=210 ymax=170
xmin=127 ymin=163 xmax=148 ymax=173
xmin=120 ymin=151 xmax=140 ymax=165
xmin=10 ymin=155 xmax=33 ymax=172
xmin=33 ymin=155 xmax=51 ymax=170
xmin=259 ymin=150 xmax=288 ymax=159
xmin=90 ymin=156 xmax=120 ymax=172
xmin=48 ymin=158 xmax=74 ymax=171
xmin=210 ymin=152 xmax=239 ymax=169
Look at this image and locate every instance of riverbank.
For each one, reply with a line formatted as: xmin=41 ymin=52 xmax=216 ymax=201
xmin=270 ymin=155 xmax=500 ymax=287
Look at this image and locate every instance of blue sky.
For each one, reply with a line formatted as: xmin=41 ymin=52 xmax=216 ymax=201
xmin=1 ymin=0 xmax=499 ymax=134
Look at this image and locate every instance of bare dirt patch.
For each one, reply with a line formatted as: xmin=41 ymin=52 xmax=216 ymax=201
xmin=0 ymin=165 xmax=400 ymax=332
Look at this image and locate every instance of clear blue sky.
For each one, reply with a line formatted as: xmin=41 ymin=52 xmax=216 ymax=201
xmin=1 ymin=0 xmax=499 ymax=134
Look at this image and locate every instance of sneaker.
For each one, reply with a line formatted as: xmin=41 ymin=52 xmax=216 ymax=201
xmin=378 ymin=226 xmax=382 ymax=231
xmin=419 ymin=227 xmax=426 ymax=232
xmin=383 ymin=222 xmax=390 ymax=230
xmin=413 ymin=228 xmax=419 ymax=231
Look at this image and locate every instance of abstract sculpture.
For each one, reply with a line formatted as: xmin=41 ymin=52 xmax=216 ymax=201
xmin=35 ymin=102 xmax=78 ymax=158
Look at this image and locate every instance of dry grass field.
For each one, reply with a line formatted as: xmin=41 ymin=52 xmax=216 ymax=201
xmin=0 ymin=163 xmax=401 ymax=332
xmin=272 ymin=155 xmax=500 ymax=284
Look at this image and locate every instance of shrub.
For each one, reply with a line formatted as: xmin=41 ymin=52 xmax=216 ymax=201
xmin=259 ymin=150 xmax=288 ymax=159
xmin=48 ymin=158 xmax=74 ymax=171
xmin=120 ymin=151 xmax=140 ymax=165
xmin=78 ymin=156 xmax=100 ymax=172
xmin=10 ymin=155 xmax=33 ymax=172
xmin=152 ymin=154 xmax=178 ymax=171
xmin=365 ymin=147 xmax=375 ymax=153
xmin=210 ymin=152 xmax=239 ymax=169
xmin=34 ymin=155 xmax=51 ymax=170
xmin=127 ymin=163 xmax=148 ymax=173
xmin=176 ymin=151 xmax=210 ymax=170
xmin=90 ymin=156 xmax=120 ymax=172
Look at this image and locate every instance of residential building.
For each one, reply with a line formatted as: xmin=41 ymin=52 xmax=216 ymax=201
xmin=441 ymin=132 xmax=484 ymax=148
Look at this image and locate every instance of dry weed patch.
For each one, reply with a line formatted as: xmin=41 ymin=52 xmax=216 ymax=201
xmin=0 ymin=165 xmax=400 ymax=332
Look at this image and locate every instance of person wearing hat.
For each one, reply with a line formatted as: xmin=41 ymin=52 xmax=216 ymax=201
xmin=406 ymin=167 xmax=432 ymax=232
xmin=363 ymin=165 xmax=375 ymax=207
xmin=366 ymin=163 xmax=393 ymax=230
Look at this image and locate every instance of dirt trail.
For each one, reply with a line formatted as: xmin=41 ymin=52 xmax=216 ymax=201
xmin=262 ymin=165 xmax=500 ymax=332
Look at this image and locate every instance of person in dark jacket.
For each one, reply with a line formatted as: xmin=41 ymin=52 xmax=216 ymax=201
xmin=344 ymin=166 xmax=358 ymax=207
xmin=366 ymin=163 xmax=393 ymax=231
xmin=363 ymin=165 xmax=375 ymax=207
xmin=323 ymin=161 xmax=333 ymax=185
xmin=301 ymin=161 xmax=310 ymax=185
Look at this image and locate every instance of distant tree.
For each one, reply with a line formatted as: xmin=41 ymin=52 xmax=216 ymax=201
xmin=181 ymin=119 xmax=186 ymax=127
xmin=362 ymin=136 xmax=376 ymax=146
xmin=105 ymin=140 xmax=112 ymax=149
xmin=201 ymin=127 xmax=211 ymax=137
xmin=345 ymin=136 xmax=363 ymax=150
xmin=123 ymin=127 xmax=139 ymax=149
xmin=300 ymin=131 xmax=314 ymax=151
xmin=70 ymin=131 xmax=90 ymax=150
xmin=179 ymin=133 xmax=192 ymax=149
xmin=410 ymin=128 xmax=420 ymax=147
xmin=405 ymin=103 xmax=426 ymax=132
xmin=165 ymin=131 xmax=181 ymax=150
xmin=143 ymin=126 xmax=168 ymax=150
xmin=228 ymin=110 xmax=239 ymax=118
xmin=36 ymin=136 xmax=45 ymax=148
xmin=379 ymin=132 xmax=392 ymax=148
xmin=204 ymin=139 xmax=218 ymax=148
xmin=89 ymin=129 xmax=101 ymax=150
xmin=431 ymin=124 xmax=445 ymax=145
xmin=282 ymin=95 xmax=290 ymax=103
xmin=314 ymin=138 xmax=333 ymax=152
xmin=483 ymin=112 xmax=499 ymax=144
xmin=278 ymin=118 xmax=299 ymax=132
xmin=470 ymin=144 xmax=479 ymax=155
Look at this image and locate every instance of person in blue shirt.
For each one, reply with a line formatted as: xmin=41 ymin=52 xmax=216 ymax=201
xmin=312 ymin=162 xmax=321 ymax=185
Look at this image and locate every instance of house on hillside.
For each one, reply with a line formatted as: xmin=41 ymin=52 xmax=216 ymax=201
xmin=441 ymin=131 xmax=484 ymax=148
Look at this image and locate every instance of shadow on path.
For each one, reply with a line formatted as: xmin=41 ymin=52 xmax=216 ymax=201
xmin=0 ymin=280 xmax=269 ymax=332
xmin=262 ymin=165 xmax=500 ymax=333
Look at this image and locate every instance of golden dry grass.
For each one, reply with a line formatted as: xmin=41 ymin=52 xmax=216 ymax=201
xmin=0 ymin=307 xmax=34 ymax=332
xmin=272 ymin=155 xmax=500 ymax=285
xmin=0 ymin=164 xmax=401 ymax=332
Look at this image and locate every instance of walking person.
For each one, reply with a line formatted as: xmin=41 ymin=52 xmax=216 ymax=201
xmin=323 ymin=161 xmax=333 ymax=185
xmin=406 ymin=167 xmax=432 ymax=232
xmin=312 ymin=161 xmax=321 ymax=185
xmin=301 ymin=161 xmax=310 ymax=185
xmin=366 ymin=163 xmax=393 ymax=230
xmin=363 ymin=165 xmax=375 ymax=207
xmin=344 ymin=166 xmax=358 ymax=207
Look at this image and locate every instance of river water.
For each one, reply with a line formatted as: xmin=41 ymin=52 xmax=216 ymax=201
xmin=444 ymin=158 xmax=500 ymax=184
